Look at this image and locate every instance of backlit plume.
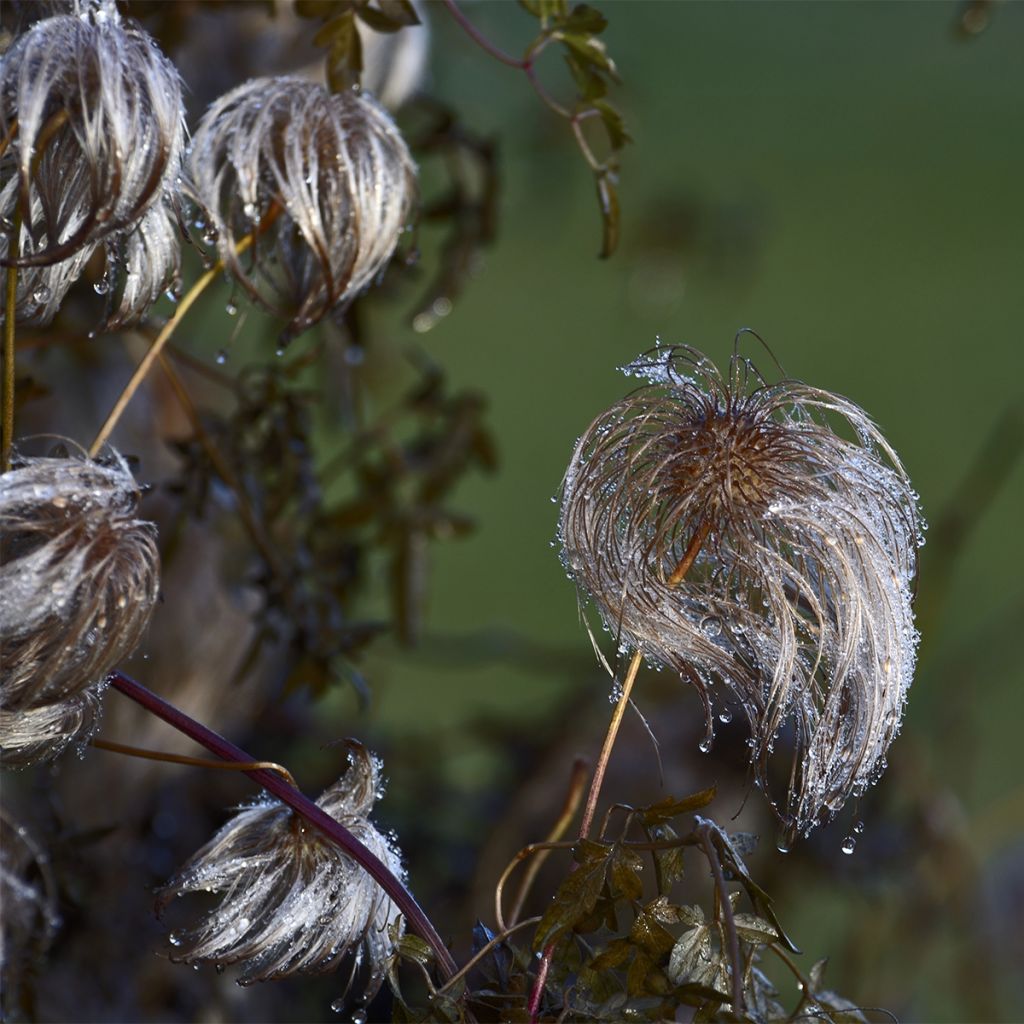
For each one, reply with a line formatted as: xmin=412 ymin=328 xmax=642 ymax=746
xmin=187 ymin=76 xmax=417 ymax=342
xmin=158 ymin=744 xmax=404 ymax=999
xmin=559 ymin=342 xmax=924 ymax=839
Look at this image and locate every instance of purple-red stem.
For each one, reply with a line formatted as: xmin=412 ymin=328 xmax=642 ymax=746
xmin=108 ymin=670 xmax=457 ymax=981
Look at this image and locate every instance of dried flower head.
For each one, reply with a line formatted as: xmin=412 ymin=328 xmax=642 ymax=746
xmin=559 ymin=342 xmax=924 ymax=838
xmin=0 ymin=449 xmax=160 ymax=766
xmin=187 ymin=77 xmax=417 ymax=341
xmin=158 ymin=744 xmax=403 ymax=994
xmin=0 ymin=0 xmax=186 ymax=324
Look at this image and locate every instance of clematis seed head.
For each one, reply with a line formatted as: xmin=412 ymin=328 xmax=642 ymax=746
xmin=0 ymin=448 xmax=160 ymax=767
xmin=559 ymin=342 xmax=924 ymax=839
xmin=187 ymin=76 xmax=417 ymax=341
xmin=0 ymin=0 xmax=186 ymax=325
xmin=158 ymin=743 xmax=404 ymax=997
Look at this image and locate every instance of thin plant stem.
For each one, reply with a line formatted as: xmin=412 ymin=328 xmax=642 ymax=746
xmin=88 ymin=259 xmax=225 ymax=457
xmin=440 ymin=0 xmax=525 ymax=68
xmin=578 ymin=649 xmax=643 ymax=842
xmin=699 ymin=824 xmax=744 ymax=1014
xmin=436 ymin=916 xmax=541 ymax=997
xmin=2 ymin=215 xmax=17 ymax=472
xmin=494 ymin=840 xmax=577 ymax=934
xmin=506 ymin=757 xmax=588 ymax=928
xmin=107 ymin=670 xmax=457 ymax=981
xmin=90 ymin=737 xmax=298 ymax=788
xmin=529 ymin=520 xmax=711 ymax=1020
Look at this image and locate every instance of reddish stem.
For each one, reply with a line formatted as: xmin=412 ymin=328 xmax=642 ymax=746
xmin=107 ymin=670 xmax=457 ymax=981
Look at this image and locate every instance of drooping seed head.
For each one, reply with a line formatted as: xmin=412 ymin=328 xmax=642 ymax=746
xmin=158 ymin=743 xmax=403 ymax=995
xmin=0 ymin=0 xmax=185 ymax=325
xmin=187 ymin=77 xmax=417 ymax=341
xmin=559 ymin=343 xmax=924 ymax=839
xmin=0 ymin=449 xmax=160 ymax=767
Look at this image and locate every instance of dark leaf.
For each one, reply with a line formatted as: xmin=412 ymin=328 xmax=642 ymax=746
xmin=563 ymin=3 xmax=607 ymax=34
xmin=378 ymin=0 xmax=421 ymax=25
xmin=532 ymin=840 xmax=611 ymax=950
xmin=629 ymin=903 xmax=676 ymax=958
xmin=609 ymin=844 xmax=645 ymax=902
xmin=640 ymin=787 xmax=717 ymax=827
xmin=626 ymin=948 xmax=656 ymax=998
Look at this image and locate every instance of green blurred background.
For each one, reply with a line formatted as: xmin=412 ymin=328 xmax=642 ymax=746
xmin=7 ymin=1 xmax=1023 ymax=1021
xmin=349 ymin=2 xmax=1024 ymax=1019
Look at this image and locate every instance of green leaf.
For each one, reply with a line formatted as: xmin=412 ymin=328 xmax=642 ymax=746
xmin=355 ymin=6 xmax=406 ymax=32
xmin=532 ymin=840 xmax=611 ymax=950
xmin=593 ymin=99 xmax=631 ymax=150
xmin=378 ymin=0 xmax=420 ymax=25
xmin=564 ymin=52 xmax=608 ymax=101
xmin=557 ymin=31 xmax=618 ymax=79
xmin=640 ymin=787 xmax=716 ymax=826
xmin=395 ymin=933 xmax=435 ymax=967
xmin=314 ymin=11 xmax=363 ymax=92
xmin=563 ymin=3 xmax=607 ymax=34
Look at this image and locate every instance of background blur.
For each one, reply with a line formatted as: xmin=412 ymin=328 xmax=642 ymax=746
xmin=4 ymin=2 xmax=1023 ymax=1021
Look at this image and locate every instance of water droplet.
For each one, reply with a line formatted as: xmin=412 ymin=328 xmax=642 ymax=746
xmin=841 ymin=836 xmax=856 ymax=855
xmin=853 ymin=820 xmax=865 ymax=835
xmin=94 ymin=278 xmax=110 ymax=295
xmin=352 ymin=1011 xmax=368 ymax=1024
xmin=32 ymin=285 xmax=51 ymax=303
xmin=169 ymin=932 xmax=181 ymax=946
xmin=215 ymin=349 xmax=228 ymax=365
xmin=225 ymin=301 xmax=238 ymax=316
xmin=718 ymin=708 xmax=733 ymax=724
xmin=275 ymin=347 xmax=285 ymax=357
xmin=698 ymin=737 xmax=712 ymax=753
xmin=330 ymin=998 xmax=346 ymax=1014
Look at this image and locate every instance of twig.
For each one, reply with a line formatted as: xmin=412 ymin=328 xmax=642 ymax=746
xmin=506 ymin=757 xmax=588 ymax=928
xmin=436 ymin=916 xmax=541 ymax=997
xmin=699 ymin=824 xmax=744 ymax=1014
xmin=107 ymin=670 xmax=457 ymax=981
xmin=90 ymin=737 xmax=298 ymax=788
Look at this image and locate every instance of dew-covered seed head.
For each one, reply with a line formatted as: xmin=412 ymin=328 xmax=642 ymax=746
xmin=559 ymin=342 xmax=924 ymax=839
xmin=157 ymin=743 xmax=404 ymax=998
xmin=186 ymin=76 xmax=417 ymax=340
xmin=0 ymin=448 xmax=160 ymax=767
xmin=0 ymin=0 xmax=186 ymax=326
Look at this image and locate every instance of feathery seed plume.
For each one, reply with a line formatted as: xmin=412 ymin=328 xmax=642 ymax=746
xmin=187 ymin=77 xmax=417 ymax=341
xmin=559 ymin=343 xmax=924 ymax=838
xmin=158 ymin=743 xmax=404 ymax=996
xmin=0 ymin=449 xmax=160 ymax=767
xmin=0 ymin=0 xmax=186 ymax=325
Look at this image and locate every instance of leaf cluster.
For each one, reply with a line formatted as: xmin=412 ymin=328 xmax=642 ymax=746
xmin=385 ymin=791 xmax=873 ymax=1022
xmin=296 ymin=0 xmax=420 ymax=92
xmin=166 ymin=348 xmax=495 ymax=700
xmin=518 ymin=1 xmax=631 ymax=257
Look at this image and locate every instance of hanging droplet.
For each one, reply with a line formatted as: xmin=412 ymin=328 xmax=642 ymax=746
xmin=215 ymin=349 xmax=228 ymax=365
xmin=852 ymin=820 xmax=865 ymax=835
xmin=698 ymin=736 xmax=712 ymax=753
xmin=351 ymin=1011 xmax=368 ymax=1024
xmin=225 ymin=300 xmax=238 ymax=316
xmin=32 ymin=284 xmax=51 ymax=303
xmin=841 ymin=836 xmax=856 ymax=855
xmin=94 ymin=277 xmax=110 ymax=295
xmin=329 ymin=998 xmax=346 ymax=1015
xmin=718 ymin=708 xmax=733 ymax=724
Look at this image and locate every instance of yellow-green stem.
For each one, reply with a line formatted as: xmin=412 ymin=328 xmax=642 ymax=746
xmin=88 ymin=259 xmax=225 ymax=457
xmin=90 ymin=737 xmax=297 ymax=788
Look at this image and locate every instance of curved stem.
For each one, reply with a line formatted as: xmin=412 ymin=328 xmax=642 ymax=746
xmin=88 ymin=259 xmax=225 ymax=457
xmin=578 ymin=649 xmax=643 ymax=842
xmin=90 ymin=737 xmax=297 ymax=788
xmin=506 ymin=757 xmax=588 ymax=928
xmin=441 ymin=0 xmax=527 ymax=68
xmin=699 ymin=824 xmax=744 ymax=1014
xmin=107 ymin=670 xmax=457 ymax=981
